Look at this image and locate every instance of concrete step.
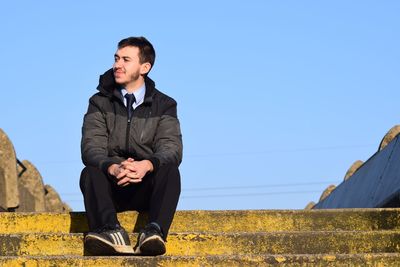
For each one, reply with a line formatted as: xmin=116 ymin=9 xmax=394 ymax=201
xmin=1 ymin=231 xmax=400 ymax=256
xmin=2 ymin=209 xmax=400 ymax=234
xmin=2 ymin=254 xmax=400 ymax=266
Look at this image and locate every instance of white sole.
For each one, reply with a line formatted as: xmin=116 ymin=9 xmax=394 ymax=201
xmin=85 ymin=234 xmax=134 ymax=255
xmin=135 ymin=235 xmax=166 ymax=256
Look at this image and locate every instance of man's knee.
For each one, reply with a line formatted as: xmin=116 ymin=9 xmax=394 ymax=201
xmin=80 ymin=166 xmax=102 ymax=192
xmin=153 ymin=164 xmax=181 ymax=189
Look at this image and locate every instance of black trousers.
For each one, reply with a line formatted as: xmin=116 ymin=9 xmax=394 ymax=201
xmin=80 ymin=163 xmax=181 ymax=238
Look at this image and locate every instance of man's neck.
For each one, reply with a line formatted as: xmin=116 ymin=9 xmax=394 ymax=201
xmin=124 ymin=78 xmax=145 ymax=93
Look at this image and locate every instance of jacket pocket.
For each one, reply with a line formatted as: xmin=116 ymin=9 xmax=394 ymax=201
xmin=138 ymin=117 xmax=159 ymax=145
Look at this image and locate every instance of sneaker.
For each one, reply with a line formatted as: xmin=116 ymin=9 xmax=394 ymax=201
xmin=134 ymin=222 xmax=166 ymax=256
xmin=84 ymin=224 xmax=134 ymax=256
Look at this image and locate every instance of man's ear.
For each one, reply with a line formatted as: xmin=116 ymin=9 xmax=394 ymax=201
xmin=140 ymin=62 xmax=152 ymax=75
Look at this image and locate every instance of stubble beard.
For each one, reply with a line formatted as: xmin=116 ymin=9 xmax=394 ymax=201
xmin=129 ymin=70 xmax=141 ymax=83
xmin=116 ymin=70 xmax=143 ymax=88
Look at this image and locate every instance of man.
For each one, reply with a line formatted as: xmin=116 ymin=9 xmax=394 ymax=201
xmin=80 ymin=37 xmax=182 ymax=256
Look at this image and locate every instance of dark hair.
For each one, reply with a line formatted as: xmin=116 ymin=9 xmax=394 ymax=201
xmin=118 ymin=37 xmax=156 ymax=70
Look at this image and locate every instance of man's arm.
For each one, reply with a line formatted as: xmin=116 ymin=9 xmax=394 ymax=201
xmin=81 ymin=97 xmax=124 ymax=173
xmin=147 ymin=97 xmax=183 ymax=171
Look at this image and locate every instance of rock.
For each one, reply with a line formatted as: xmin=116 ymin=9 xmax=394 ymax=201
xmin=62 ymin=202 xmax=72 ymax=212
xmin=319 ymin=185 xmax=336 ymax=202
xmin=16 ymin=185 xmax=36 ymax=211
xmin=0 ymin=169 xmax=7 ymax=211
xmin=15 ymin=160 xmax=46 ymax=212
xmin=44 ymin=184 xmax=72 ymax=212
xmin=378 ymin=125 xmax=400 ymax=151
xmin=0 ymin=129 xmax=71 ymax=212
xmin=0 ymin=129 xmax=19 ymax=210
xmin=344 ymin=160 xmax=364 ymax=181
xmin=304 ymin=201 xmax=316 ymax=210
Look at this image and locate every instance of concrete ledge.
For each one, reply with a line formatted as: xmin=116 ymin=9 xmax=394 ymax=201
xmin=1 ymin=231 xmax=400 ymax=256
xmin=2 ymin=209 xmax=400 ymax=234
xmin=2 ymin=254 xmax=400 ymax=267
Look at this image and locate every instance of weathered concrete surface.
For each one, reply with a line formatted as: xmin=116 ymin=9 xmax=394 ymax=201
xmin=319 ymin=185 xmax=336 ymax=201
xmin=0 ymin=168 xmax=4 ymax=209
xmin=378 ymin=125 xmax=400 ymax=151
xmin=15 ymin=186 xmax=36 ymax=212
xmin=315 ymin=133 xmax=400 ymax=209
xmin=2 ymin=209 xmax=400 ymax=234
xmin=44 ymin=185 xmax=71 ymax=212
xmin=304 ymin=201 xmax=315 ymax=210
xmin=15 ymin=160 xmax=46 ymax=212
xmin=1 ymin=209 xmax=400 ymax=265
xmin=2 ymin=254 xmax=400 ymax=267
xmin=344 ymin=160 xmax=363 ymax=181
xmin=1 ymin=230 xmax=400 ymax=256
xmin=0 ymin=129 xmax=19 ymax=210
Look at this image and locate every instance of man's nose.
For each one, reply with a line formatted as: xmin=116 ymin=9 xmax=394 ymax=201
xmin=113 ymin=60 xmax=122 ymax=68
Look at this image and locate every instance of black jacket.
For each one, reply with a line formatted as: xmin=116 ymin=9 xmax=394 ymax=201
xmin=81 ymin=68 xmax=183 ymax=173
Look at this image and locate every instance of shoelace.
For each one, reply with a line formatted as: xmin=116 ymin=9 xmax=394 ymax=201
xmin=95 ymin=224 xmax=122 ymax=233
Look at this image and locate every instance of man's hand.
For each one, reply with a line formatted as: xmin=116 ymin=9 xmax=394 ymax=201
xmin=108 ymin=158 xmax=153 ymax=187
xmin=108 ymin=163 xmax=124 ymax=177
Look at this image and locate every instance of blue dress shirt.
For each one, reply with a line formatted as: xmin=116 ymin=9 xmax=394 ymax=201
xmin=121 ymin=84 xmax=146 ymax=110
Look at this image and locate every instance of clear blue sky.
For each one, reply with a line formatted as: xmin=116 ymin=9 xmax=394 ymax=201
xmin=1 ymin=1 xmax=399 ymax=211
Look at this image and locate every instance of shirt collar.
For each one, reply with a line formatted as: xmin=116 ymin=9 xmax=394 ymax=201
xmin=120 ymin=83 xmax=146 ymax=105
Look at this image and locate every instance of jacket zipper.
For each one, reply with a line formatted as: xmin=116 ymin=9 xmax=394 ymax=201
xmin=125 ymin=103 xmax=132 ymax=154
xmin=125 ymin=118 xmax=131 ymax=154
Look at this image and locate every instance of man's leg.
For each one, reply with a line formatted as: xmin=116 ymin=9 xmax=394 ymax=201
xmin=79 ymin=166 xmax=119 ymax=231
xmin=113 ymin=163 xmax=181 ymax=238
xmin=87 ymin=163 xmax=181 ymax=256
xmin=79 ymin=166 xmax=133 ymax=255
xmin=131 ymin=163 xmax=181 ymax=256
xmin=148 ymin=163 xmax=181 ymax=238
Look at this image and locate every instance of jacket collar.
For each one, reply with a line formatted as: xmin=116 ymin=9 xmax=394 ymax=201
xmin=97 ymin=68 xmax=155 ymax=105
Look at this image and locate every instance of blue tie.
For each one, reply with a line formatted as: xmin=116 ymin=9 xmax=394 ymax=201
xmin=124 ymin=94 xmax=136 ymax=120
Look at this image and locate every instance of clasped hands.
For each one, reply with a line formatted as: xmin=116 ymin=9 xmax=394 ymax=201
xmin=108 ymin=158 xmax=154 ymax=187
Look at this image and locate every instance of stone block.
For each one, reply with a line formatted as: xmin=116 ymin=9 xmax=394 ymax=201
xmin=0 ymin=129 xmax=19 ymax=210
xmin=16 ymin=185 xmax=36 ymax=211
xmin=62 ymin=203 xmax=72 ymax=212
xmin=344 ymin=160 xmax=364 ymax=181
xmin=319 ymin=185 xmax=336 ymax=202
xmin=44 ymin=184 xmax=72 ymax=212
xmin=16 ymin=160 xmax=46 ymax=212
xmin=304 ymin=201 xmax=315 ymax=210
xmin=379 ymin=125 xmax=400 ymax=151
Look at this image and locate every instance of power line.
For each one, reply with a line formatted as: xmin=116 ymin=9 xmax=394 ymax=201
xmin=64 ymin=190 xmax=321 ymax=202
xmin=32 ymin=143 xmax=375 ymax=164
xmin=33 ymin=160 xmax=82 ymax=164
xmin=63 ymin=199 xmax=84 ymax=203
xmin=185 ymin=144 xmax=375 ymax=158
xmin=59 ymin=180 xmax=338 ymax=196
xmin=61 ymin=186 xmax=331 ymax=204
xmin=183 ymin=181 xmax=340 ymax=192
xmin=180 ymin=190 xmax=321 ymax=199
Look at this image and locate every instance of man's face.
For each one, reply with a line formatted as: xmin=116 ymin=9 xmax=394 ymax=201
xmin=113 ymin=46 xmax=150 ymax=88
